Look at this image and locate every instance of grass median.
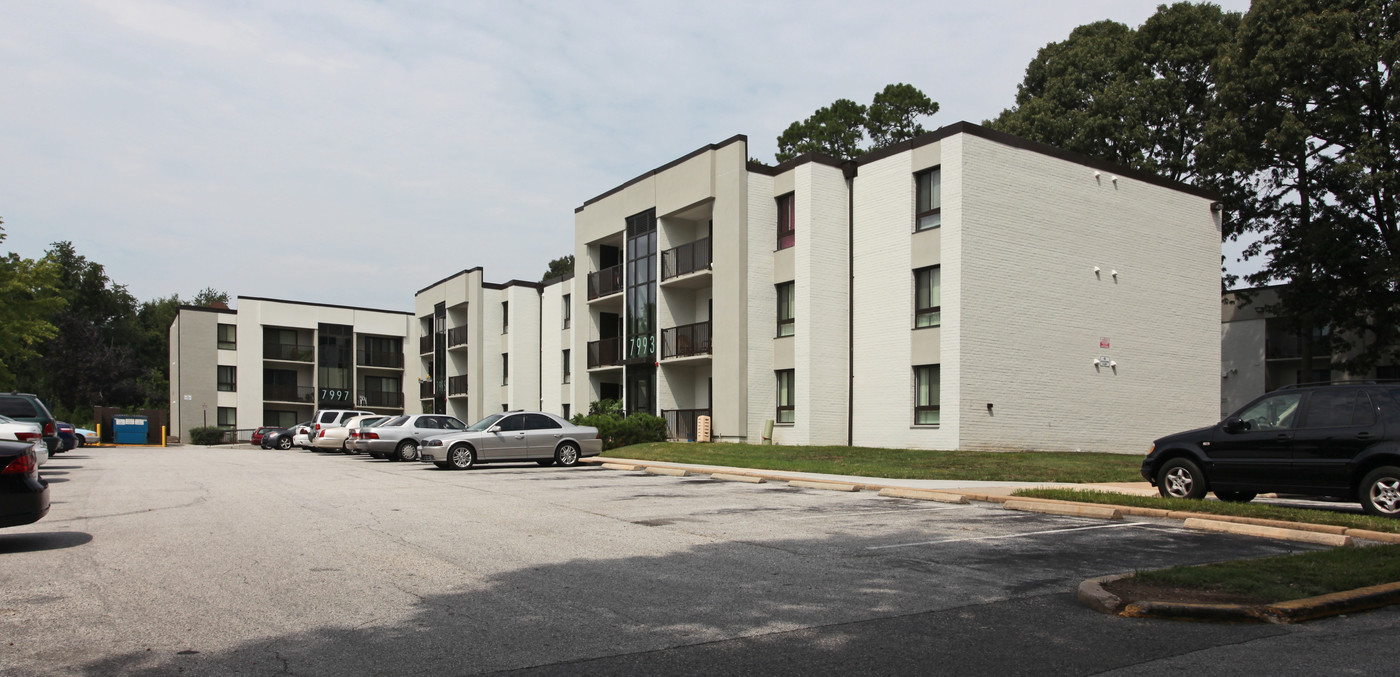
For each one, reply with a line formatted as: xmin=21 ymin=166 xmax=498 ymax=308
xmin=1013 ymin=488 xmax=1400 ymax=534
xmin=603 ymin=442 xmax=1144 ymax=483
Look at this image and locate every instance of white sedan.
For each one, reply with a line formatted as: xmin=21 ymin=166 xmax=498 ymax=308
xmin=0 ymin=415 xmax=47 ymax=466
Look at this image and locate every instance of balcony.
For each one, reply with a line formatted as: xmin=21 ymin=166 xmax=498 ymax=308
xmin=661 ymin=321 xmax=712 ymax=360
xmin=357 ymin=350 xmax=404 ymax=369
xmin=1265 ymin=336 xmax=1331 ymax=360
xmin=264 ymin=344 xmax=314 ymax=362
xmin=419 ymin=380 xmax=435 ymax=399
xmin=264 ymin=385 xmax=314 ymax=403
xmin=662 ymin=409 xmax=711 ymax=442
xmin=661 ymin=237 xmax=711 ymax=282
xmin=587 ymin=337 xmax=623 ymax=369
xmin=360 ymin=391 xmax=404 ymax=408
xmin=419 ymin=335 xmax=434 ymax=355
xmin=448 ymin=374 xmax=469 ymax=397
xmin=588 ymin=264 xmax=623 ymax=300
xmin=447 ymin=325 xmax=469 ymax=348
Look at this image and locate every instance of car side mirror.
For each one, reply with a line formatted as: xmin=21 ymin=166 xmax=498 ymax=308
xmin=487 ymin=426 xmax=501 ymax=434
xmin=1224 ymin=416 xmax=1249 ymax=433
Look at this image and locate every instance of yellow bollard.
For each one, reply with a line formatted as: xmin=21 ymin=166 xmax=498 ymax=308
xmin=96 ymin=424 xmax=102 ymax=447
xmin=162 ymin=426 xmax=167 ymax=447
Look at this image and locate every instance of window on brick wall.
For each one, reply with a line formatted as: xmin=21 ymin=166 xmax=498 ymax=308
xmin=562 ymin=349 xmax=571 ymax=384
xmin=217 ymin=324 xmax=237 ymax=350
xmin=502 ymin=301 xmax=509 ymax=334
xmin=916 ymin=167 xmax=941 ymax=231
xmin=776 ymin=282 xmax=795 ymax=337
xmin=776 ymin=193 xmax=795 ymax=250
xmin=776 ymin=369 xmax=795 ymax=424
xmin=217 ymin=366 xmax=236 ymax=392
xmin=502 ymin=353 xmax=509 ymax=385
xmin=562 ymin=294 xmax=571 ymax=329
xmin=914 ymin=365 xmax=940 ymax=425
xmin=914 ymin=266 xmax=941 ymax=328
xmin=217 ymin=406 xmax=236 ymax=429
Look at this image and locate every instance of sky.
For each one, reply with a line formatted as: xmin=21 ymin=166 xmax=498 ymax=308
xmin=2 ymin=0 xmax=1256 ymax=311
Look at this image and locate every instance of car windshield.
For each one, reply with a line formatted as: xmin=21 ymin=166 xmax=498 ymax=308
xmin=465 ymin=414 xmax=505 ymax=432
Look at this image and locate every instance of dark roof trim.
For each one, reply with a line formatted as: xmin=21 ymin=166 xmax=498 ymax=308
xmin=483 ymin=279 xmax=544 ymax=291
xmin=541 ymin=272 xmax=574 ymax=288
xmin=237 ymin=296 xmax=412 ymax=316
xmin=746 ymin=151 xmax=845 ymax=177
xmin=415 ymin=267 xmax=485 ymax=296
xmin=176 ymin=305 xmax=237 ymax=315
xmin=576 ymin=134 xmax=748 ymax=212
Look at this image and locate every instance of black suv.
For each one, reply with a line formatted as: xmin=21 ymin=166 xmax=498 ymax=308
xmin=1143 ymin=382 xmax=1400 ymax=516
xmin=0 ymin=393 xmax=60 ymax=455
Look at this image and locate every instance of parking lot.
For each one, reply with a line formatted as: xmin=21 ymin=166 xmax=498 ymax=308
xmin=4 ymin=446 xmax=1397 ymax=676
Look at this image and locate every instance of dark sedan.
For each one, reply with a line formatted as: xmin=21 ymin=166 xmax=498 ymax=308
xmin=56 ymin=421 xmax=78 ymax=453
xmin=0 ymin=439 xmax=50 ymax=528
xmin=261 ymin=422 xmax=311 ymax=450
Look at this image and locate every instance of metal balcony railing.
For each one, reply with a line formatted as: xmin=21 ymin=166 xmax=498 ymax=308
xmin=419 ymin=335 xmax=434 ymax=355
xmin=419 ymin=380 xmax=435 ymax=399
xmin=587 ymin=337 xmax=623 ymax=368
xmin=447 ymin=325 xmax=469 ymax=348
xmin=357 ymin=350 xmax=404 ymax=369
xmin=1265 ymin=336 xmax=1331 ymax=360
xmin=662 ymin=409 xmax=711 ymax=441
xmin=264 ymin=385 xmax=315 ymax=403
xmin=588 ymin=264 xmax=623 ymax=300
xmin=264 ymin=344 xmax=314 ymax=362
xmin=661 ymin=321 xmax=712 ymax=359
xmin=361 ymin=391 xmax=404 ymax=408
xmin=661 ymin=237 xmax=712 ymax=281
xmin=448 ymin=374 xmax=469 ymax=396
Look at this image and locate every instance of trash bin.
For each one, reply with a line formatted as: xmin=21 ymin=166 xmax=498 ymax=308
xmin=114 ymin=415 xmax=149 ymax=445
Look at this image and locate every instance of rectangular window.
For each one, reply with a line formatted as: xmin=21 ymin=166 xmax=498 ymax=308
xmin=776 ymin=369 xmax=795 ymax=424
xmin=776 ymin=282 xmax=795 ymax=337
xmin=914 ymin=266 xmax=941 ymax=328
xmin=217 ymin=324 xmax=237 ymax=350
xmin=502 ymin=353 xmax=509 ymax=385
xmin=502 ymin=301 xmax=509 ymax=333
xmin=562 ymin=349 xmax=571 ymax=384
xmin=217 ymin=406 xmax=236 ymax=429
xmin=562 ymin=403 xmax=571 ymax=420
xmin=217 ymin=366 xmax=236 ymax=392
xmin=914 ymin=365 xmax=940 ymax=425
xmin=562 ymin=294 xmax=571 ymax=329
xmin=916 ymin=167 xmax=941 ymax=231
xmin=776 ymin=193 xmax=795 ymax=250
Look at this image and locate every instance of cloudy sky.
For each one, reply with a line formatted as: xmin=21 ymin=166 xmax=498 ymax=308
xmin=2 ymin=0 xmax=1253 ymax=310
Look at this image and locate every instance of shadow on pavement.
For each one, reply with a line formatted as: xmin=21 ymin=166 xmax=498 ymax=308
xmin=0 ymin=531 xmax=93 ymax=554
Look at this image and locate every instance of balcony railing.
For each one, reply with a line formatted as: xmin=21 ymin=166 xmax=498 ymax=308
xmin=264 ymin=385 xmax=315 ymax=403
xmin=419 ymin=335 xmax=434 ymax=355
xmin=1266 ymin=336 xmax=1331 ymax=360
xmin=662 ymin=409 xmax=711 ymax=441
xmin=661 ymin=237 xmax=712 ymax=281
xmin=264 ymin=344 xmax=314 ymax=362
xmin=357 ymin=350 xmax=404 ymax=369
xmin=661 ymin=321 xmax=712 ymax=359
xmin=419 ymin=380 xmax=435 ymax=399
xmin=588 ymin=337 xmax=623 ymax=368
xmin=447 ymin=324 xmax=469 ymax=348
xmin=448 ymin=374 xmax=469 ymax=396
xmin=588 ymin=264 xmax=623 ymax=300
xmin=360 ymin=391 xmax=404 ymax=408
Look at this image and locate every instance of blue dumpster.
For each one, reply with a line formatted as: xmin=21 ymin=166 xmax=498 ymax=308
xmin=114 ymin=416 xmax=149 ymax=445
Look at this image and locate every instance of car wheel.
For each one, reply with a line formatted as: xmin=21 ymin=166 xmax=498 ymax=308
xmin=341 ymin=442 xmax=354 ymax=455
xmin=1213 ymin=490 xmax=1256 ymax=503
xmin=1157 ymin=458 xmax=1207 ymax=499
xmin=396 ymin=440 xmax=419 ymax=463
xmin=1360 ymin=466 xmax=1400 ymax=517
xmin=277 ymin=437 xmax=292 ymax=450
xmin=555 ymin=442 xmax=580 ymax=468
xmin=76 ymin=435 xmax=86 ymax=448
xmin=536 ymin=459 xmax=555 ymax=467
xmin=448 ymin=444 xmax=475 ymax=470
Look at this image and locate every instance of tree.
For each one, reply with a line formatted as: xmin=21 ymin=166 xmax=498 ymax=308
xmin=541 ymin=255 xmax=575 ymax=283
xmin=774 ymin=84 xmax=940 ymax=162
xmin=190 ymin=287 xmax=230 ymax=306
xmin=0 ymin=219 xmax=64 ymax=388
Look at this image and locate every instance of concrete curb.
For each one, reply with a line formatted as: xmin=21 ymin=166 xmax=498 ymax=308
xmin=877 ymin=487 xmax=968 ymax=504
xmin=710 ymin=473 xmax=766 ymax=484
xmin=645 ymin=467 xmax=691 ymax=477
xmin=1183 ymin=517 xmax=1353 ymax=547
xmin=788 ymin=480 xmax=860 ymax=492
xmin=1077 ymin=573 xmax=1131 ymax=614
xmin=1004 ymin=499 xmax=1121 ymax=520
xmin=1081 ymin=575 xmax=1400 ymax=624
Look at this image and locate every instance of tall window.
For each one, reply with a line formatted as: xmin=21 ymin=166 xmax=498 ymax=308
xmin=776 ymin=369 xmax=795 ymax=424
xmin=502 ymin=353 xmax=509 ymax=385
xmin=217 ymin=366 xmax=236 ymax=392
xmin=776 ymin=193 xmax=795 ymax=250
xmin=776 ymin=282 xmax=795 ymax=337
xmin=217 ymin=407 xmax=236 ymax=429
xmin=562 ymin=349 xmax=571 ymax=384
xmin=914 ymin=365 xmax=940 ymax=425
xmin=502 ymin=301 xmax=509 ymax=333
xmin=563 ymin=403 xmax=571 ymax=420
xmin=217 ymin=324 xmax=236 ymax=350
xmin=915 ymin=266 xmax=941 ymax=328
xmin=562 ymin=294 xmax=571 ymax=329
xmin=916 ymin=167 xmax=941 ymax=231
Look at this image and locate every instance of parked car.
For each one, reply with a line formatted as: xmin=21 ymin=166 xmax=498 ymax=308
xmin=292 ymin=423 xmax=315 ymax=450
xmin=0 ymin=415 xmax=46 ymax=466
xmin=316 ymin=415 xmax=387 ymax=454
xmin=261 ymin=421 xmax=311 ymax=451
xmin=56 ymin=422 xmax=78 ymax=453
xmin=346 ymin=416 xmax=390 ymax=455
xmin=420 ymin=411 xmax=602 ymax=470
xmin=0 ymin=393 xmax=60 ymax=456
xmin=311 ymin=409 xmax=375 ymax=437
xmin=0 ymin=439 xmax=50 ymax=528
xmin=1143 ymin=381 xmax=1400 ymax=516
xmin=360 ymin=414 xmax=466 ymax=462
xmin=73 ymin=426 xmax=97 ymax=447
xmin=250 ymin=426 xmax=279 ymax=447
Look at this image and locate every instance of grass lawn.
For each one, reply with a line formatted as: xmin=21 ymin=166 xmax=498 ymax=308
xmin=1127 ymin=544 xmax=1400 ymax=603
xmin=1013 ymin=488 xmax=1400 ymax=534
xmin=602 ymin=442 xmax=1145 ymax=483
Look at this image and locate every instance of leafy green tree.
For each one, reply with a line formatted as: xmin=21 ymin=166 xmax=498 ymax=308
xmin=190 ymin=287 xmax=230 ymax=306
xmin=540 ymin=255 xmax=574 ymax=283
xmin=775 ymin=85 xmax=942 ymax=162
xmin=0 ymin=220 xmax=64 ymax=388
xmin=865 ymin=83 xmax=941 ymax=149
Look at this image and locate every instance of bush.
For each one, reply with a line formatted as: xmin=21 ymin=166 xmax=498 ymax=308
xmin=187 ymin=426 xmax=227 ymax=446
xmin=573 ymin=411 xmax=668 ymax=450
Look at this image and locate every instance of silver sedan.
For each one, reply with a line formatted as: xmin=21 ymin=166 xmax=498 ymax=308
xmin=420 ymin=411 xmax=602 ymax=470
xmin=360 ymin=414 xmax=466 ymax=462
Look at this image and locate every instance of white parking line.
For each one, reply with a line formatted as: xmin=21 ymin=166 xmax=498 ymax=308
xmin=778 ymin=506 xmax=973 ymax=521
xmin=866 ymin=522 xmax=1154 ymax=549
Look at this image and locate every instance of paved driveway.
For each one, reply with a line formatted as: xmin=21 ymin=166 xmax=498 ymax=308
xmin=2 ymin=447 xmax=1390 ymax=676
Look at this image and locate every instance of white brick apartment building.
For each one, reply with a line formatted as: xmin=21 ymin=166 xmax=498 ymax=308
xmin=572 ymin=122 xmax=1222 ymax=453
xmin=169 ymin=297 xmax=416 ymax=441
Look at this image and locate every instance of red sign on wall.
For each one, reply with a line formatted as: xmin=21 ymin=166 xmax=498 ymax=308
xmin=1099 ymin=337 xmax=1111 ymax=349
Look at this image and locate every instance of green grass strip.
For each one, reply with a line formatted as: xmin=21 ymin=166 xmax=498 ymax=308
xmin=1014 ymin=488 xmax=1400 ymax=534
xmin=1130 ymin=544 xmax=1400 ymax=602
xmin=603 ymin=442 xmax=1144 ymax=483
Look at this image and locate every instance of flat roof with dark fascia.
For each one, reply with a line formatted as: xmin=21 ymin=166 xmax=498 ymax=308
xmin=415 ymin=267 xmax=485 ymax=296
xmin=576 ymin=134 xmax=748 ymax=212
xmin=237 ymin=296 xmax=412 ymax=316
xmin=176 ymin=304 xmax=237 ymax=315
xmin=541 ymin=272 xmax=574 ymax=287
